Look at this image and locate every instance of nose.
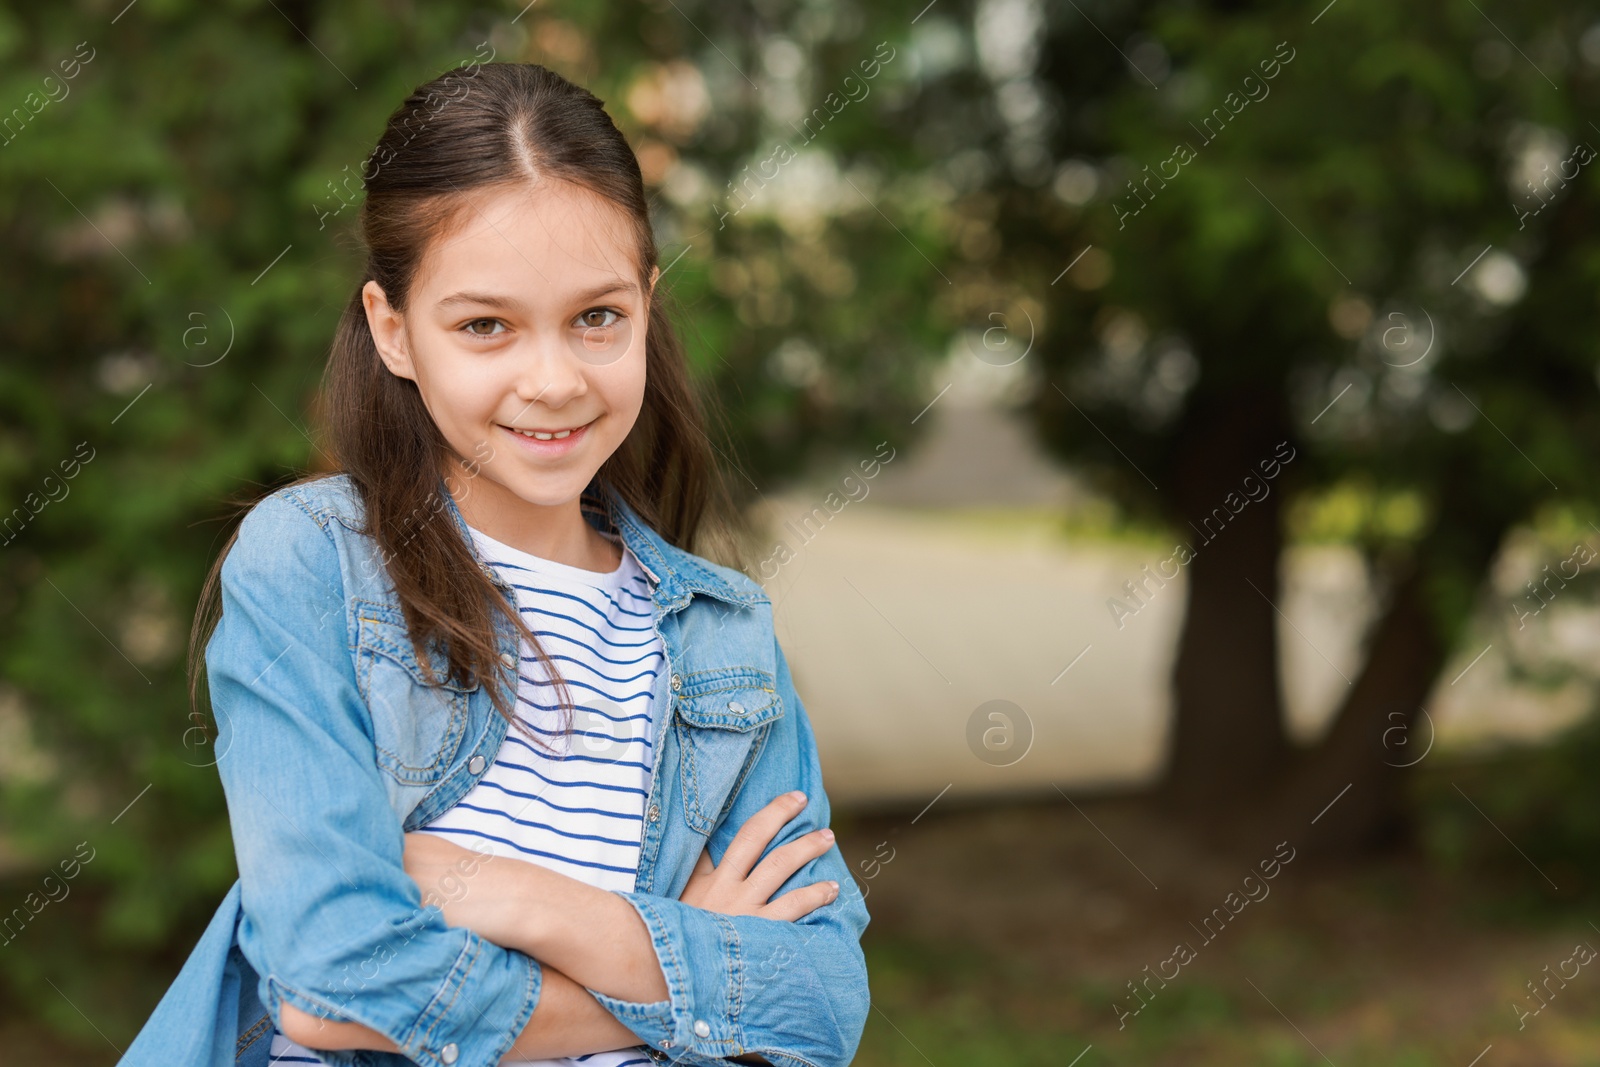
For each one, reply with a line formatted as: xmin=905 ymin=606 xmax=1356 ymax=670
xmin=510 ymin=330 xmax=588 ymax=412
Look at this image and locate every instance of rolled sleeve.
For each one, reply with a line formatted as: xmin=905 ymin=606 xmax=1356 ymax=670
xmin=589 ymin=634 xmax=872 ymax=1067
xmin=586 ymin=894 xmax=737 ymax=1059
xmin=211 ymin=489 xmax=543 ymax=1067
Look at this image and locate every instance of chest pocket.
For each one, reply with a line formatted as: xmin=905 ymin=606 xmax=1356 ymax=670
xmin=673 ymin=667 xmax=783 ymax=836
xmin=353 ymin=600 xmax=475 ymax=786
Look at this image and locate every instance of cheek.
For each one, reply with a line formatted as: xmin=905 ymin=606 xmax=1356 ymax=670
xmin=603 ymin=349 xmax=649 ymax=424
xmin=624 ymin=360 xmax=648 ymax=410
xmin=414 ymin=353 xmax=499 ymax=425
xmin=409 ymin=355 xmax=511 ymax=461
xmin=619 ymin=368 xmax=648 ymax=428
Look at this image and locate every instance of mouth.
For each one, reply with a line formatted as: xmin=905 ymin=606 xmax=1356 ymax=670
xmin=498 ymin=418 xmax=595 ymax=454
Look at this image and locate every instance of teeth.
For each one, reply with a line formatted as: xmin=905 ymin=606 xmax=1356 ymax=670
xmin=511 ymin=426 xmax=577 ymax=440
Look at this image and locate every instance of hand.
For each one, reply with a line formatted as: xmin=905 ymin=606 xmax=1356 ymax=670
xmin=680 ymin=790 xmax=840 ymax=920
xmin=402 ymin=831 xmax=519 ymax=946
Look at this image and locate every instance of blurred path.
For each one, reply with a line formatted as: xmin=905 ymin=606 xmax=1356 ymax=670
xmin=751 ymin=397 xmax=1587 ymax=809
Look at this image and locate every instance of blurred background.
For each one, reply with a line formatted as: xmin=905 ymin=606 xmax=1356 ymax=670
xmin=5 ymin=0 xmax=1600 ymax=1063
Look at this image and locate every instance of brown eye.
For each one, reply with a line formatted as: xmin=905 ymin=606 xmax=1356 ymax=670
xmin=578 ymin=308 xmax=620 ymax=329
xmin=464 ymin=318 xmax=504 ymax=337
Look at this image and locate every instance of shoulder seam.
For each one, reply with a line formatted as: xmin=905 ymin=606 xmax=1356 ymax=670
xmin=277 ymin=485 xmax=331 ymax=531
xmin=271 ymin=473 xmax=367 ymax=533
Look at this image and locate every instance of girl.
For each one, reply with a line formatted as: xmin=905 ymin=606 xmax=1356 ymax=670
xmin=119 ymin=62 xmax=870 ymax=1067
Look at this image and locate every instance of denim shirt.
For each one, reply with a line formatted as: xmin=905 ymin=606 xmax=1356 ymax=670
xmin=117 ymin=471 xmax=870 ymax=1067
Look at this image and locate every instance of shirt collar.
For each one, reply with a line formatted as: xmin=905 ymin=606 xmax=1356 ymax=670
xmin=435 ymin=474 xmax=766 ymax=609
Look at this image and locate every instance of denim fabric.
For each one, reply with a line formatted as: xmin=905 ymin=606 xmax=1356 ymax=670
xmin=117 ymin=472 xmax=870 ymax=1067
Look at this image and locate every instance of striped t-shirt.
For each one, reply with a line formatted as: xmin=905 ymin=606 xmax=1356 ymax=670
xmin=265 ymin=523 xmax=664 ymax=1067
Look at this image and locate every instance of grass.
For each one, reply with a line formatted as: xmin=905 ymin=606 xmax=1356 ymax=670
xmin=838 ymin=792 xmax=1600 ymax=1067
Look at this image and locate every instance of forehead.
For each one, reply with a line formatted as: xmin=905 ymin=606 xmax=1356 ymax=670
xmin=414 ymin=179 xmax=643 ymax=303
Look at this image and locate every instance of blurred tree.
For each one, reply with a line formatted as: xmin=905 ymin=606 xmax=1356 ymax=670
xmin=914 ymin=0 xmax=1600 ymax=852
xmin=0 ymin=0 xmax=947 ymax=1047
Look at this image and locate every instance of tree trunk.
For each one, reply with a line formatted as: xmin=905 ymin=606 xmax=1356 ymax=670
xmin=1277 ymin=512 xmax=1513 ymax=858
xmin=1271 ymin=561 xmax=1444 ymax=856
xmin=1159 ymin=391 xmax=1292 ymax=810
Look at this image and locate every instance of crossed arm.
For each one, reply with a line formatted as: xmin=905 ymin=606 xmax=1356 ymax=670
xmin=282 ymin=792 xmax=838 ymax=1062
xmin=279 ymin=861 xmax=657 ymax=1060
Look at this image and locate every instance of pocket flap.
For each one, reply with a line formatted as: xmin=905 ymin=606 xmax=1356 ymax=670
xmin=355 ymin=601 xmax=480 ymax=693
xmin=673 ymin=668 xmax=781 ymax=731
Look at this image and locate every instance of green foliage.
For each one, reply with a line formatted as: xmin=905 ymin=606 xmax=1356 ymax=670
xmin=960 ymin=0 xmax=1600 ymax=619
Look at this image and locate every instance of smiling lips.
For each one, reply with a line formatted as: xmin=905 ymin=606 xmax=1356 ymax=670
xmin=506 ymin=424 xmax=583 ymax=440
xmin=499 ymin=419 xmax=593 ymax=453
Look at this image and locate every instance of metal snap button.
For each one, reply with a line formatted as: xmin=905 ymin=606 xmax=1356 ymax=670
xmin=647 ymin=803 xmax=660 ymax=822
xmin=500 ymin=651 xmax=518 ymax=669
xmin=669 ymin=673 xmax=682 ymax=691
xmin=693 ymin=1019 xmax=711 ymax=1038
xmin=440 ymin=1042 xmax=459 ymax=1064
xmin=468 ymin=755 xmax=486 ymax=775
xmin=728 ymin=700 xmax=744 ymax=715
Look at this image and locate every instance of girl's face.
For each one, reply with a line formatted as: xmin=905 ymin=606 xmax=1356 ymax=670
xmin=364 ymin=180 xmax=657 ymax=522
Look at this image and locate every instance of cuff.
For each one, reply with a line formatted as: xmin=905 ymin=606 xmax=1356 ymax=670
xmin=265 ymin=929 xmax=543 ymax=1067
xmin=588 ymin=891 xmax=746 ymax=1064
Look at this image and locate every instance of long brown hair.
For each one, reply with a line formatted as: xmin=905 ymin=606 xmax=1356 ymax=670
xmin=187 ymin=62 xmax=748 ymax=750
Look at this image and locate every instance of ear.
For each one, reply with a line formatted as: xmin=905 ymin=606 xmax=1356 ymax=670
xmin=646 ymin=264 xmax=661 ymax=300
xmin=363 ymin=280 xmax=417 ymax=382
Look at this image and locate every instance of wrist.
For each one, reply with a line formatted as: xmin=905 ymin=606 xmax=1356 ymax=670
xmin=477 ymin=861 xmax=667 ymax=1004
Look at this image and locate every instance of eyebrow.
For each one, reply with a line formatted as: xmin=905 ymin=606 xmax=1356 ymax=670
xmin=435 ymin=280 xmax=640 ymax=311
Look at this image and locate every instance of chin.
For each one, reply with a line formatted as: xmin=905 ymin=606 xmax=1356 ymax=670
xmin=502 ymin=471 xmax=595 ymax=509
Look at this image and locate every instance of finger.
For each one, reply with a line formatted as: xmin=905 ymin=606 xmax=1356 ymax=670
xmin=680 ymin=848 xmax=719 ymax=907
xmin=745 ymin=827 xmax=835 ymax=901
xmin=717 ymin=790 xmax=809 ymax=879
xmin=758 ymin=879 xmax=839 ymax=922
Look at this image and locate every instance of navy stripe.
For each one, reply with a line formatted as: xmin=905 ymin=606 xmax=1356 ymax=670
xmin=498 ymin=577 xmax=654 ymax=620
xmin=514 ymin=674 xmax=658 ymax=706
xmin=514 ymin=636 xmax=663 ymax=669
xmin=519 ymin=653 xmax=661 ymax=687
xmin=473 ymin=778 xmax=644 ymax=822
xmin=516 ymin=717 xmax=653 ymax=749
xmin=424 ymin=825 xmax=640 ymax=875
xmin=516 ymin=619 xmax=660 ymax=653
xmin=515 ymin=692 xmax=653 ymax=725
xmin=573 ymin=1053 xmax=653 ymax=1066
xmin=494 ymin=565 xmax=652 ymax=615
xmin=488 ymin=758 xmax=651 ymax=797
xmin=502 ymin=731 xmax=653 ymax=771
xmin=486 ymin=556 xmax=643 ymax=598
xmin=515 ymin=607 xmax=659 ymax=642
xmin=449 ymin=800 xmax=643 ymax=848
